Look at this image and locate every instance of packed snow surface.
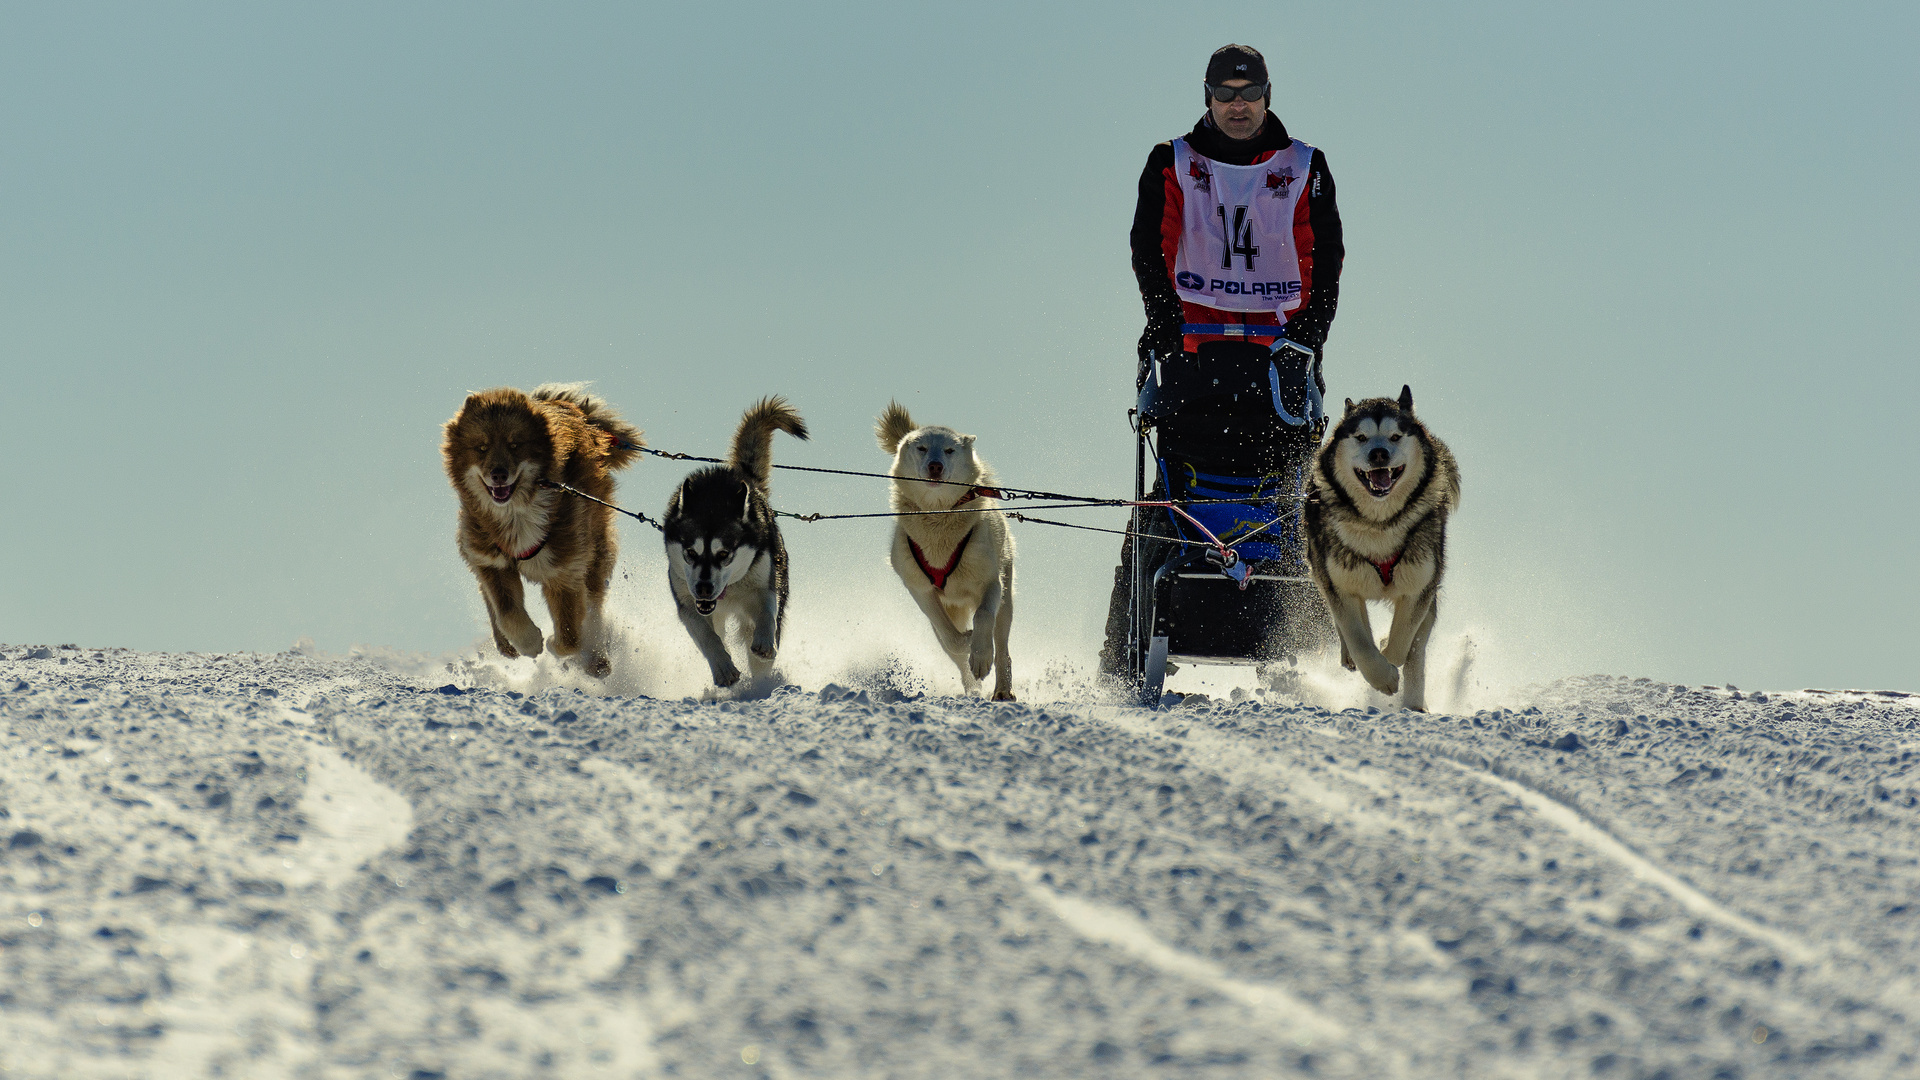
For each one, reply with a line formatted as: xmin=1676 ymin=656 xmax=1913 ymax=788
xmin=2 ymin=643 xmax=1918 ymax=1079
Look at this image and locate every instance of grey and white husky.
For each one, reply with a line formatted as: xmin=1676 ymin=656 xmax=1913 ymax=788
xmin=875 ymin=402 xmax=1016 ymax=700
xmin=1303 ymin=385 xmax=1461 ymax=711
xmin=663 ymin=398 xmax=808 ymax=689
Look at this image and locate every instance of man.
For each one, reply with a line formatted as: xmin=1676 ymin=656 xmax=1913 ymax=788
xmin=1134 ymin=42 xmax=1342 ymax=382
xmin=1098 ymin=43 xmax=1345 ymax=681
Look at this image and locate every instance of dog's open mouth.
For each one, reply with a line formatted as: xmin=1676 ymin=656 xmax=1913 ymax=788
xmin=486 ymin=480 xmax=516 ymax=504
xmin=694 ymin=590 xmax=724 ymax=616
xmin=1356 ymin=466 xmax=1406 ymax=498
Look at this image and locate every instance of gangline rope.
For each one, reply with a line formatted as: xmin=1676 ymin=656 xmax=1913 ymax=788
xmin=542 ymin=439 xmax=1307 ymax=566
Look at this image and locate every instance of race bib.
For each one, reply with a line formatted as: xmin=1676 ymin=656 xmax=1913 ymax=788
xmin=1171 ymin=137 xmax=1314 ymax=314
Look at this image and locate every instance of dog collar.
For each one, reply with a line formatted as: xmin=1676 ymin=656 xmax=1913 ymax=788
xmin=1371 ymin=551 xmax=1401 ymax=586
xmin=909 ymin=529 xmax=974 ymax=591
xmin=505 ymin=537 xmax=546 ymax=561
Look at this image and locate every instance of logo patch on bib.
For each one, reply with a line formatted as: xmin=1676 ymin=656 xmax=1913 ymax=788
xmin=1188 ymin=159 xmax=1212 ymax=193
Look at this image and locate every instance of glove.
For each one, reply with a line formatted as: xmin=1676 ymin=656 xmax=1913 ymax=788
xmin=1137 ymin=326 xmax=1182 ymax=386
xmin=1267 ymin=337 xmax=1324 ymax=427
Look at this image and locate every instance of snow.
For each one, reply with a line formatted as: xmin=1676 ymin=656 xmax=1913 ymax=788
xmin=2 ymin=643 xmax=1917 ymax=1078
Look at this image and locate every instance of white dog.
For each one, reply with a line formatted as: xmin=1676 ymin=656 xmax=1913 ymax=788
xmin=876 ymin=402 xmax=1015 ymax=700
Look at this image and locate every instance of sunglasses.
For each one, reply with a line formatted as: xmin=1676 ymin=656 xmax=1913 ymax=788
xmin=1206 ymin=82 xmax=1269 ymax=103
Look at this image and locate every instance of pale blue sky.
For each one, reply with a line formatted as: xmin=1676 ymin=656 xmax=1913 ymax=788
xmin=3 ymin=2 xmax=1914 ymax=691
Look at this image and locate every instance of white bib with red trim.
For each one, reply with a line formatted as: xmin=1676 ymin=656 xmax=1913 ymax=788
xmin=1171 ymin=137 xmax=1315 ymax=314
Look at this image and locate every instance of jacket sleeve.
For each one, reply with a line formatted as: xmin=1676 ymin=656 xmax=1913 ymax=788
xmin=1283 ymin=148 xmax=1344 ymax=352
xmin=1129 ymin=142 xmax=1184 ymax=362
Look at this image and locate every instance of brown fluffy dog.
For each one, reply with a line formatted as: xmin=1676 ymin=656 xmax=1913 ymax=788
xmin=441 ymin=384 xmax=643 ymax=676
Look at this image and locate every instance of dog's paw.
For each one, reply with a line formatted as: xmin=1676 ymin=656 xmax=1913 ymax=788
xmin=749 ymin=640 xmax=777 ymax=661
xmin=496 ymin=622 xmax=542 ymax=659
xmin=1362 ymin=664 xmax=1400 ymax=696
xmin=969 ymin=646 xmax=994 ymax=680
xmin=1340 ymin=651 xmax=1356 ymax=672
xmin=711 ymin=660 xmax=742 ymax=688
xmin=586 ymin=654 xmax=611 ymax=679
xmin=990 ymin=689 xmax=1017 ymax=702
xmin=941 ymin=627 xmax=974 ymax=656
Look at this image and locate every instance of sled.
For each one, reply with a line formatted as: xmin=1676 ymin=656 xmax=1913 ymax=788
xmin=1119 ymin=343 xmax=1334 ymax=705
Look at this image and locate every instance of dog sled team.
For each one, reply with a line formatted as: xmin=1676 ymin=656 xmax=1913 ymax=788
xmin=442 ymin=388 xmax=1018 ymax=699
xmin=438 ymin=42 xmax=1461 ymax=711
xmin=439 ymin=380 xmax=1456 ymax=710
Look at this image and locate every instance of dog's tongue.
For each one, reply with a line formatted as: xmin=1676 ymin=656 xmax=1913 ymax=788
xmin=488 ymin=483 xmax=513 ymax=502
xmin=1366 ymin=468 xmax=1395 ymax=492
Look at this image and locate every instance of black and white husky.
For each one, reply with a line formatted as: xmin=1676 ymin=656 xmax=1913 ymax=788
xmin=663 ymin=398 xmax=808 ymax=689
xmin=1303 ymin=385 xmax=1461 ymax=712
xmin=876 ymin=402 xmax=1016 ymax=700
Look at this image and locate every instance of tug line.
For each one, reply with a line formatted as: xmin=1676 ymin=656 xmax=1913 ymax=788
xmin=543 ymin=441 xmax=1310 ymax=567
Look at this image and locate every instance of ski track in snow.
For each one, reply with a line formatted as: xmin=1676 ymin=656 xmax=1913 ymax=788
xmin=1429 ymin=756 xmax=1820 ymax=966
xmin=964 ymin=843 xmax=1348 ymax=1047
xmin=1 ymin=644 xmax=1917 ymax=1079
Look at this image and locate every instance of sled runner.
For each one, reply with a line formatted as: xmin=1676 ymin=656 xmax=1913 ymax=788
xmin=1118 ymin=343 xmax=1334 ymax=704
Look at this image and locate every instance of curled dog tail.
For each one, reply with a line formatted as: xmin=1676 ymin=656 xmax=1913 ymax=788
xmin=729 ymin=396 xmax=808 ymax=486
xmin=534 ymin=382 xmax=645 ymax=470
xmin=875 ymin=400 xmax=916 ymax=453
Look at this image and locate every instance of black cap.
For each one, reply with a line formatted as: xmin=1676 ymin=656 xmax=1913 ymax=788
xmin=1205 ymin=44 xmax=1268 ymax=86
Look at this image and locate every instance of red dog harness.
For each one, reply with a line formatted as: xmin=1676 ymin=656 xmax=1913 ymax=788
xmin=905 ymin=486 xmax=1000 ymax=590
xmin=504 ymin=538 xmax=546 ymax=562
xmin=1305 ymin=487 xmax=1407 ymax=587
xmin=1371 ymin=551 xmax=1401 ymax=586
xmin=909 ymin=529 xmax=973 ymax=591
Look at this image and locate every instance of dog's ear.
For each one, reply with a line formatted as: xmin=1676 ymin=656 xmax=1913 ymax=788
xmin=1342 ymin=398 xmax=1356 ymax=415
xmin=961 ymin=434 xmax=975 ymax=448
xmin=450 ymin=392 xmax=484 ymax=423
xmin=1398 ymin=385 xmax=1414 ymax=414
xmin=443 ymin=392 xmax=488 ymax=450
